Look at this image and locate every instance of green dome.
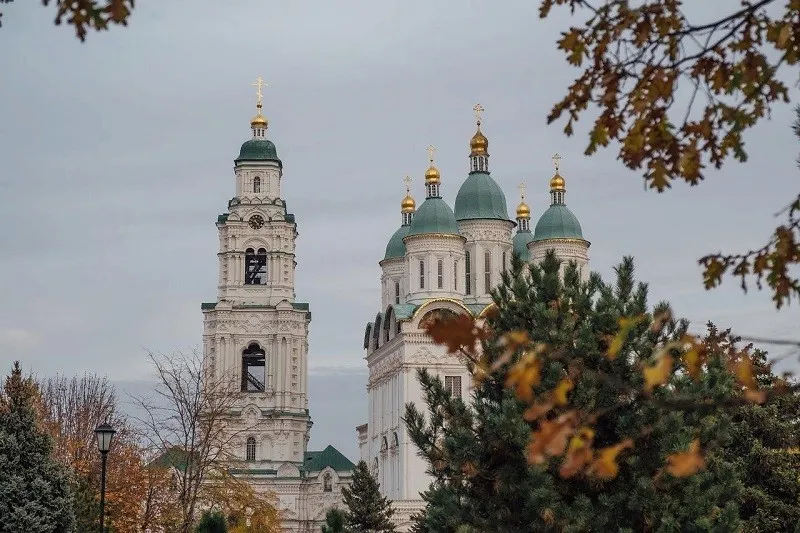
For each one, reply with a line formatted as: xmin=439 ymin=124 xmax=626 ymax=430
xmin=513 ymin=230 xmax=535 ymax=261
xmin=236 ymin=139 xmax=280 ymax=163
xmin=533 ymin=205 xmax=584 ymax=241
xmin=384 ymin=224 xmax=410 ymax=260
xmin=407 ymin=198 xmax=460 ymax=237
xmin=454 ymin=172 xmax=510 ymax=221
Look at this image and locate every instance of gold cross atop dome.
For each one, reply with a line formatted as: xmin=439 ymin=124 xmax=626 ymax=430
xmin=252 ymin=76 xmax=268 ymax=107
xmin=473 ymin=103 xmax=485 ymax=125
xmin=401 ymin=175 xmax=416 ymax=213
xmin=425 ymin=145 xmax=441 ymax=184
xmin=552 ymin=152 xmax=562 ymax=173
xmin=403 ymin=175 xmax=413 ymax=194
xmin=516 ymin=182 xmax=530 ymax=218
xmin=426 ymin=144 xmax=436 ymax=164
xmin=518 ymin=182 xmax=527 ymax=201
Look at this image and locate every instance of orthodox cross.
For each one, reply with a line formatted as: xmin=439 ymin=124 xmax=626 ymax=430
xmin=252 ymin=76 xmax=268 ymax=106
xmin=403 ymin=175 xmax=412 ymax=195
xmin=426 ymin=144 xmax=436 ymax=164
xmin=552 ymin=152 xmax=562 ymax=173
xmin=473 ymin=103 xmax=485 ymax=125
xmin=518 ymin=182 xmax=526 ymax=201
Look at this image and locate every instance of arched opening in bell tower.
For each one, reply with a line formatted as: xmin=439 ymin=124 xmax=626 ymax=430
xmin=241 ymin=343 xmax=266 ymax=392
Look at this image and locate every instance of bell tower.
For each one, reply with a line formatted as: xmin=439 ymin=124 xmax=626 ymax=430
xmin=201 ymin=77 xmax=312 ymax=470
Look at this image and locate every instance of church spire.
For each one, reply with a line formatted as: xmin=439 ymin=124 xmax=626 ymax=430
xmin=516 ymin=182 xmax=531 ymax=232
xmin=469 ymin=103 xmax=489 ymax=173
xmin=250 ymin=76 xmax=268 ymax=139
xmin=549 ymin=153 xmax=566 ymax=205
xmin=401 ymin=176 xmax=416 ymax=225
xmin=424 ymin=145 xmax=441 ymax=198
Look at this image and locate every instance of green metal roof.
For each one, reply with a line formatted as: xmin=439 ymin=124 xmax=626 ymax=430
xmin=513 ymin=230 xmax=535 ymax=261
xmin=454 ymin=172 xmax=510 ymax=221
xmin=236 ymin=139 xmax=280 ymax=163
xmin=406 ymin=198 xmax=460 ymax=237
xmin=302 ymin=445 xmax=355 ymax=473
xmin=384 ymin=224 xmax=410 ymax=260
xmin=148 ymin=446 xmax=191 ymax=473
xmin=533 ymin=204 xmax=584 ymax=241
xmin=393 ymin=304 xmax=417 ymax=320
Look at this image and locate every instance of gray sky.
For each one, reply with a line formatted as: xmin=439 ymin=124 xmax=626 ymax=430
xmin=1 ymin=1 xmax=798 ymax=461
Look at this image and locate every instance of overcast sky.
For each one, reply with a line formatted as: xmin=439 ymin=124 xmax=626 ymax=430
xmin=1 ymin=1 xmax=798 ymax=461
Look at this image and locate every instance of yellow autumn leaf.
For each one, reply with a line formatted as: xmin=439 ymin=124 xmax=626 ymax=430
xmin=587 ymin=439 xmax=633 ymax=480
xmin=607 ymin=315 xmax=647 ymax=359
xmin=665 ymin=439 xmax=705 ymax=477
xmin=643 ymin=354 xmax=674 ymax=393
xmin=553 ymin=378 xmax=574 ymax=406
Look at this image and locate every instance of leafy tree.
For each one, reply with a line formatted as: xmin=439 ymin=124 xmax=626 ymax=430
xmin=321 ymin=508 xmax=347 ymax=533
xmin=0 ymin=362 xmax=76 ymax=532
xmin=195 ymin=510 xmax=227 ymax=533
xmin=0 ymin=0 xmax=134 ymax=41
xmin=541 ymin=0 xmax=800 ymax=307
xmin=405 ymin=252 xmax=794 ymax=532
xmin=340 ymin=460 xmax=396 ymax=533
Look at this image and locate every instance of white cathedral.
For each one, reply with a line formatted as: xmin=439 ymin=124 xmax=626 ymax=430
xmin=356 ymin=106 xmax=590 ymax=530
xmin=198 ymin=83 xmax=589 ymax=532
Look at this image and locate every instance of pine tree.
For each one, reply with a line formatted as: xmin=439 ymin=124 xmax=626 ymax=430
xmin=321 ymin=507 xmax=347 ymax=533
xmin=195 ymin=510 xmax=227 ymax=533
xmin=341 ymin=460 xmax=396 ymax=533
xmin=0 ymin=362 xmax=76 ymax=532
xmin=406 ymin=252 xmax=748 ymax=532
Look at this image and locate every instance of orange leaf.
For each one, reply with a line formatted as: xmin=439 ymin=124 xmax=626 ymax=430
xmin=553 ymin=378 xmax=574 ymax=406
xmin=643 ymin=354 xmax=674 ymax=393
xmin=587 ymin=439 xmax=633 ymax=479
xmin=523 ymin=401 xmax=554 ymax=422
xmin=424 ymin=313 xmax=482 ymax=354
xmin=607 ymin=315 xmax=646 ymax=359
xmin=665 ymin=439 xmax=705 ymax=477
xmin=526 ymin=413 xmax=577 ymax=464
xmin=505 ymin=351 xmax=542 ymax=403
xmin=559 ymin=427 xmax=595 ymax=478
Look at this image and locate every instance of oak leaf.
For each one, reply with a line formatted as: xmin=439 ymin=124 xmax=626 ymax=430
xmin=665 ymin=439 xmax=705 ymax=477
xmin=587 ymin=439 xmax=633 ymax=480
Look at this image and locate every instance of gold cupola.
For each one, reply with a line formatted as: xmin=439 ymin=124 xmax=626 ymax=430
xmin=425 ymin=144 xmax=441 ymax=185
xmin=469 ymin=103 xmax=489 ymax=156
xmin=401 ymin=194 xmax=416 ymax=212
xmin=550 ymin=172 xmax=565 ymax=191
xmin=250 ymin=103 xmax=268 ymax=129
xmin=401 ymin=176 xmax=416 ymax=225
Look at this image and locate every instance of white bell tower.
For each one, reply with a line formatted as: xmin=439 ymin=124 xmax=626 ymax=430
xmin=202 ymin=77 xmax=311 ymax=470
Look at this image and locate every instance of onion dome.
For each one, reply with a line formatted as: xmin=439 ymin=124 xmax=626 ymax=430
xmin=236 ymin=80 xmax=280 ymax=164
xmin=533 ymin=154 xmax=584 ymax=242
xmin=407 ymin=150 xmax=460 ymax=238
xmin=401 ymin=194 xmax=416 ymax=213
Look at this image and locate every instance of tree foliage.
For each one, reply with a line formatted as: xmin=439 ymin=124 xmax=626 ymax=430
xmin=201 ymin=472 xmax=281 ymax=533
xmin=195 ymin=510 xmax=227 ymax=533
xmin=406 ymin=252 xmax=797 ymax=531
xmin=541 ymin=0 xmax=800 ymax=307
xmin=0 ymin=0 xmax=134 ymax=41
xmin=0 ymin=362 xmax=75 ymax=533
xmin=321 ymin=507 xmax=347 ymax=533
xmin=340 ymin=460 xmax=396 ymax=533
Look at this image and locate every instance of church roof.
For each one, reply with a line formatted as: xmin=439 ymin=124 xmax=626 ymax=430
xmin=533 ymin=204 xmax=584 ymax=241
xmin=384 ymin=224 xmax=411 ymax=260
xmin=236 ymin=139 xmax=280 ymax=164
xmin=302 ymin=445 xmax=355 ymax=473
xmin=406 ymin=198 xmax=460 ymax=237
xmin=513 ymin=230 xmax=535 ymax=261
xmin=453 ymin=171 xmax=510 ymax=221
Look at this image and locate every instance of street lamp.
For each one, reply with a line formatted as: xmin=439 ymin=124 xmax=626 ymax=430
xmin=94 ymin=422 xmax=116 ymax=533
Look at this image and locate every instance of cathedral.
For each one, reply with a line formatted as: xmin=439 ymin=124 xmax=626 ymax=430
xmin=200 ymin=79 xmax=354 ymax=533
xmin=356 ymin=105 xmax=590 ymax=530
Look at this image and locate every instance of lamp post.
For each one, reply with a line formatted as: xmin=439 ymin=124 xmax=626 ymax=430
xmin=94 ymin=422 xmax=116 ymax=533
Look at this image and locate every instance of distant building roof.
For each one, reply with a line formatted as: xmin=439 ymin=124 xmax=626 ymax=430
xmin=302 ymin=445 xmax=355 ymax=473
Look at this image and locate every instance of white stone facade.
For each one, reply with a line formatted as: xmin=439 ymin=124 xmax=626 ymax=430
xmin=202 ymin=115 xmax=352 ymax=533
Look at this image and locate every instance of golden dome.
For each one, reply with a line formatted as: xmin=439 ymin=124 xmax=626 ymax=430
xmin=250 ymin=104 xmax=268 ymax=128
xmin=425 ymin=164 xmax=441 ymax=184
xmin=516 ymin=201 xmax=530 ymax=218
xmin=401 ymin=194 xmax=416 ymax=212
xmin=470 ymin=126 xmax=488 ymax=156
xmin=550 ymin=172 xmax=565 ymax=190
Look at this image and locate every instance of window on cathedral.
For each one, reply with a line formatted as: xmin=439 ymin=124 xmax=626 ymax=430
xmin=246 ymin=437 xmax=256 ymax=461
xmin=241 ymin=343 xmax=266 ymax=392
xmin=394 ymin=281 xmax=400 ymax=304
xmin=393 ymin=432 xmax=399 ymax=448
xmin=484 ymin=251 xmax=491 ymax=293
xmin=381 ymin=436 xmax=388 ymax=452
xmin=437 ymin=259 xmax=443 ymax=289
xmin=419 ymin=260 xmax=425 ymax=289
xmin=323 ymin=473 xmax=332 ymax=492
xmin=444 ymin=375 xmax=462 ymax=399
xmin=502 ymin=251 xmax=507 ymax=272
xmin=453 ymin=260 xmax=458 ymax=291
xmin=465 ymin=251 xmax=471 ymax=295
xmin=245 ymin=248 xmax=267 ymax=285
xmin=253 ymin=176 xmax=261 ymax=194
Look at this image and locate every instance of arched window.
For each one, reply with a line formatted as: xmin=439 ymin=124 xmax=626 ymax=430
xmin=246 ymin=437 xmax=256 ymax=461
xmin=502 ymin=251 xmax=507 ymax=273
xmin=394 ymin=281 xmax=400 ymax=304
xmin=241 ymin=343 xmax=266 ymax=392
xmin=437 ymin=259 xmax=443 ymax=289
xmin=253 ymin=176 xmax=261 ymax=194
xmin=453 ymin=260 xmax=458 ymax=291
xmin=245 ymin=248 xmax=267 ymax=285
xmin=419 ymin=259 xmax=425 ymax=289
xmin=393 ymin=432 xmax=399 ymax=448
xmin=381 ymin=436 xmax=388 ymax=452
xmin=465 ymin=251 xmax=471 ymax=295
xmin=323 ymin=472 xmax=332 ymax=492
xmin=372 ymin=458 xmax=379 ymax=476
xmin=484 ymin=251 xmax=491 ymax=293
